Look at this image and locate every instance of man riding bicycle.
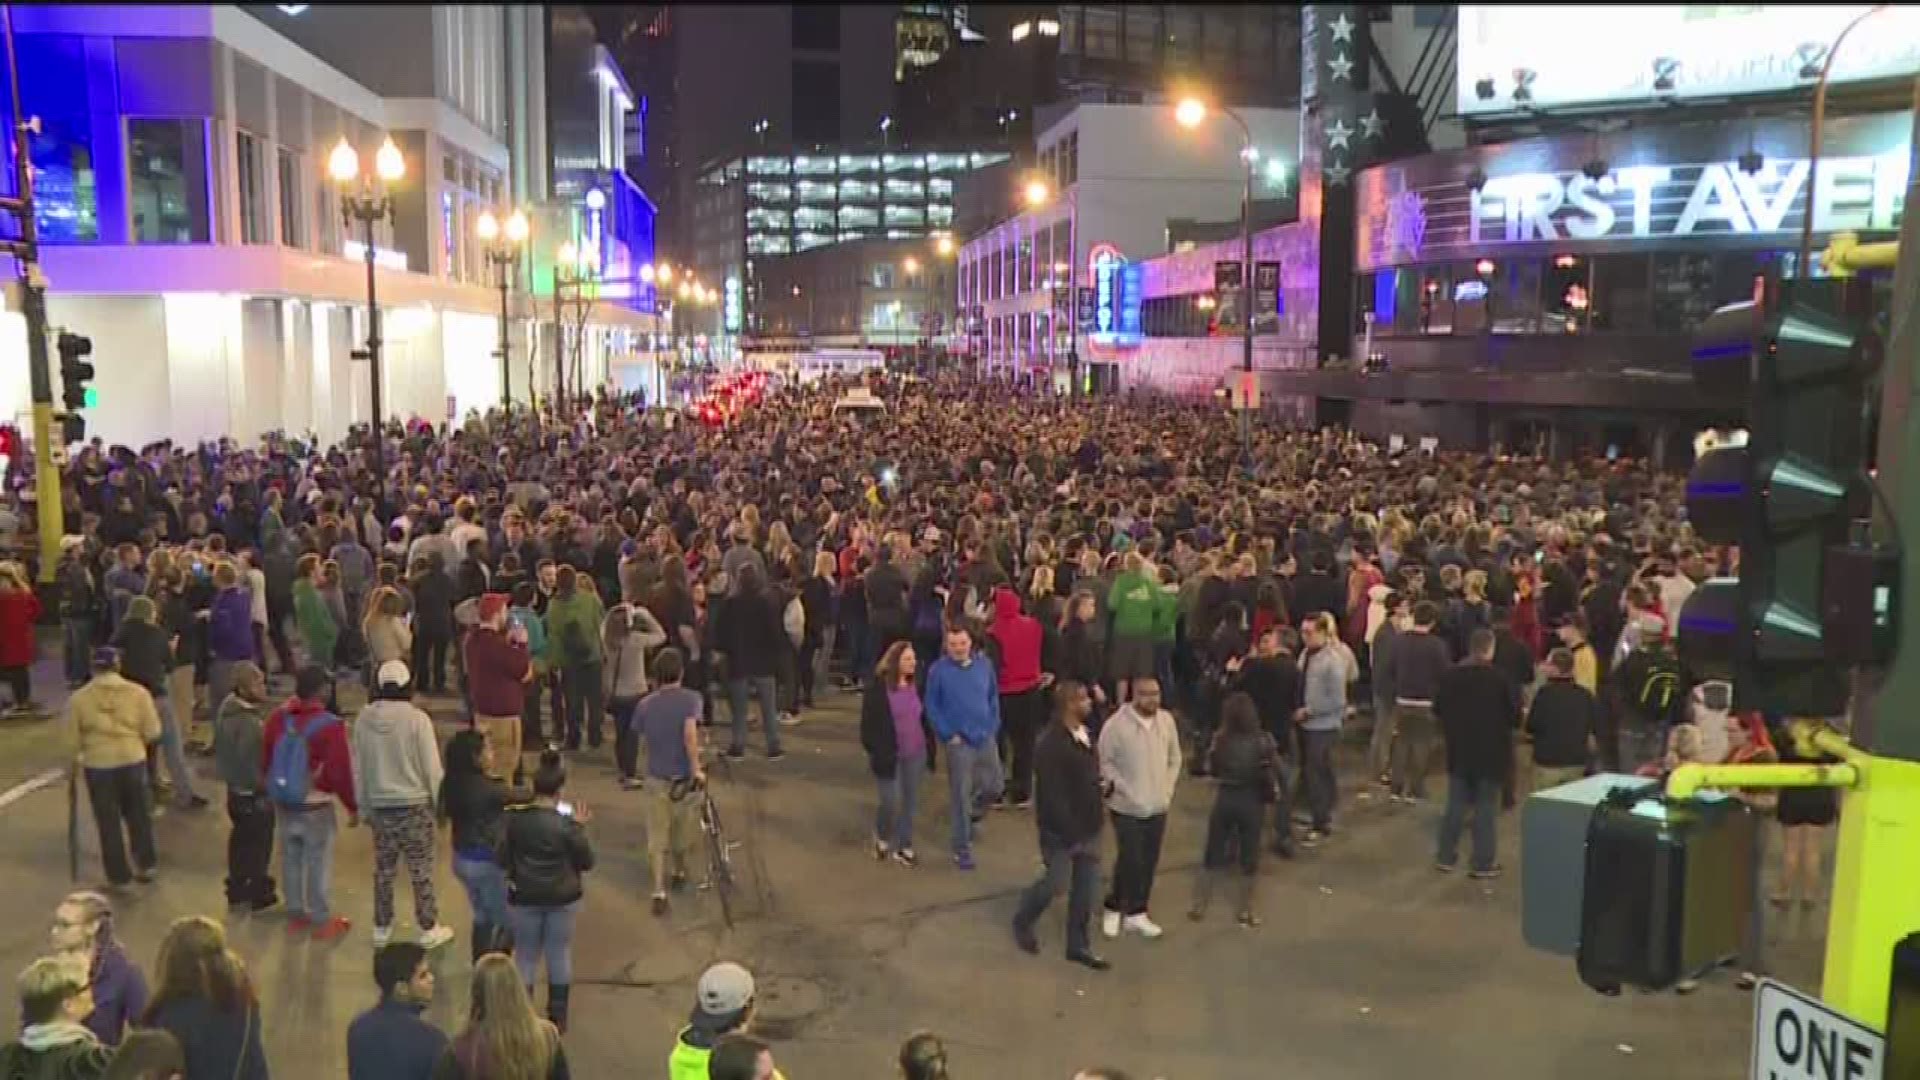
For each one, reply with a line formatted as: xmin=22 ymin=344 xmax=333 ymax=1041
xmin=633 ymin=647 xmax=707 ymax=916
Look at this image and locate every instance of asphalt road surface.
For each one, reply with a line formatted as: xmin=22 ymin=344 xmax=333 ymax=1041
xmin=0 ymin=672 xmax=1818 ymax=1079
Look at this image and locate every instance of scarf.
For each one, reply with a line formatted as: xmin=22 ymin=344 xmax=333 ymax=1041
xmin=18 ymin=1021 xmax=98 ymax=1053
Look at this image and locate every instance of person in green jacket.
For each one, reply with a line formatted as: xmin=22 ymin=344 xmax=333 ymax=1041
xmin=1149 ymin=563 xmax=1180 ymax=702
xmin=292 ymin=553 xmax=339 ymax=672
xmin=543 ymin=567 xmax=607 ymax=751
xmin=1105 ymin=552 xmax=1160 ymax=698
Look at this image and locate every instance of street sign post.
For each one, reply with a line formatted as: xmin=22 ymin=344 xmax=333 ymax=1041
xmin=1752 ymin=979 xmax=1883 ymax=1080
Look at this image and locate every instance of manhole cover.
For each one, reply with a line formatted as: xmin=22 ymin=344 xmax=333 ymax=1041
xmin=751 ymin=974 xmax=829 ymax=1041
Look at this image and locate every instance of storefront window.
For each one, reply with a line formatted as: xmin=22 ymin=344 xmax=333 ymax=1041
xmin=128 ymin=119 xmax=209 ymax=244
xmin=1589 ymin=254 xmax=1651 ymax=332
xmin=1650 ymin=253 xmax=1721 ymax=331
xmin=1487 ymin=258 xmax=1543 ymax=334
xmin=1542 ymin=255 xmax=1589 ymax=334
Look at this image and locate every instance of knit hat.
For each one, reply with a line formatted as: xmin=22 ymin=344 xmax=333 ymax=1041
xmin=477 ymin=593 xmax=509 ymax=625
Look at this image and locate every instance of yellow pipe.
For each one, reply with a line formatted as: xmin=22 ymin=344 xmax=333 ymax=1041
xmin=1665 ymin=760 xmax=1859 ymax=801
xmin=31 ymin=402 xmax=60 ymax=585
xmin=1822 ymin=231 xmax=1900 ymax=278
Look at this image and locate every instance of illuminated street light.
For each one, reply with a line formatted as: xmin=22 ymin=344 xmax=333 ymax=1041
xmin=935 ymin=234 xmax=955 ymax=257
xmin=903 ymin=256 xmax=921 ymax=276
xmin=476 ymin=209 xmax=500 ymax=242
xmin=1175 ymin=97 xmax=1208 ymax=129
xmin=558 ymin=241 xmax=578 ymax=266
xmin=374 ymin=137 xmax=404 ymax=182
xmin=640 ymin=264 xmax=656 ymax=284
xmin=505 ymin=209 xmax=528 ymax=243
xmin=1264 ymin=158 xmax=1287 ymax=186
xmin=1024 ymin=178 xmax=1050 ymax=207
xmin=327 ymin=133 xmax=406 ymax=476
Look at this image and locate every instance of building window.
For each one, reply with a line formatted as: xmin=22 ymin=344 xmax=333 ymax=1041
xmin=1121 ymin=6 xmax=1156 ymax=63
xmin=1589 ymin=254 xmax=1652 ymax=332
xmin=127 ymin=119 xmax=209 ymax=244
xmin=1059 ymin=4 xmax=1082 ymax=56
xmin=1162 ymin=7 xmax=1198 ymax=67
xmin=236 ymin=130 xmax=268 ymax=245
xmin=1083 ymin=6 xmax=1120 ymax=60
xmin=315 ymin=182 xmax=338 ymax=254
xmin=277 ymin=146 xmax=304 ymax=248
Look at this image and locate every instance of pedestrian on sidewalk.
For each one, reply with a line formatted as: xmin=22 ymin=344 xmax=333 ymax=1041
xmin=1526 ymin=647 xmax=1600 ymax=791
xmin=204 ymin=562 xmax=257 ymax=745
xmin=59 ymin=539 xmax=99 ymax=692
xmin=711 ymin=564 xmax=784 ymax=760
xmin=1388 ymin=601 xmax=1451 ymax=805
xmin=669 ymin=962 xmax=761 ymax=1080
xmin=1011 ymin=680 xmax=1110 ymax=971
xmin=544 ymin=566 xmax=607 ymax=752
xmin=263 ymin=665 xmax=358 ymax=941
xmin=501 ymin=749 xmax=594 ymax=1031
xmin=213 ymin=662 xmax=279 ymax=912
xmin=1098 ymin=676 xmax=1181 ymax=941
xmin=604 ymin=598 xmax=668 ymax=787
xmin=70 ymin=646 xmax=162 ymax=888
xmin=635 ymin=649 xmax=705 ymax=914
xmin=0 ymin=955 xmax=114 ymax=1079
xmin=989 ymin=586 xmax=1048 ymax=810
xmin=924 ymin=625 xmax=1003 ymax=870
xmin=0 ymin=560 xmax=43 ymax=714
xmin=292 ymin=554 xmax=338 ymax=676
xmin=436 ymin=955 xmax=567 ymax=1080
xmin=143 ymin=917 xmax=268 ymax=1080
xmin=47 ymin=891 xmax=147 ymax=1047
xmin=113 ymin=596 xmax=206 ymax=812
xmin=353 ymin=661 xmax=451 ymax=950
xmin=438 ymin=730 xmax=520 ymax=962
xmin=1434 ymin=629 xmax=1517 ymax=879
xmin=466 ymin=594 xmax=532 ymax=784
xmin=346 ymin=943 xmax=447 ymax=1080
xmin=861 ymin=642 xmax=935 ymax=866
xmin=1189 ymin=693 xmax=1280 ymax=927
xmin=1294 ymin=612 xmax=1350 ymax=845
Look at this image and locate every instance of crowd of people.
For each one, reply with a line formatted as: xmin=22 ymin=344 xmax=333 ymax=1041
xmin=0 ymin=369 xmax=1822 ymax=1075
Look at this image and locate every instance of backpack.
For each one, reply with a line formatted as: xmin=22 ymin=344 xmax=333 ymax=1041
xmin=268 ymin=711 xmax=339 ymax=808
xmin=1633 ymin=649 xmax=1681 ymax=723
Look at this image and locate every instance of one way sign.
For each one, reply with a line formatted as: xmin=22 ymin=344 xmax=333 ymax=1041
xmin=1753 ymin=979 xmax=1882 ymax=1080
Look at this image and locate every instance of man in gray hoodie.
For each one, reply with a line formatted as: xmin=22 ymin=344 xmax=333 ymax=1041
xmin=1295 ymin=614 xmax=1348 ymax=846
xmin=1097 ymin=677 xmax=1182 ymax=941
xmin=351 ymin=660 xmax=450 ymax=950
xmin=213 ymin=662 xmax=277 ymax=911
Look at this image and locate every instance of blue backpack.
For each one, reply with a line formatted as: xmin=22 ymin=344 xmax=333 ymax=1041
xmin=268 ymin=712 xmax=339 ymax=808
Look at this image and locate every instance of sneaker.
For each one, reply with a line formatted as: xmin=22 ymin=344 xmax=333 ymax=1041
xmin=1010 ymin=798 xmax=1033 ymax=811
xmin=620 ymin=777 xmax=645 ymax=791
xmin=1123 ymin=914 xmax=1164 ymax=939
xmin=780 ymin=712 xmax=803 ymax=727
xmin=953 ymin=851 xmax=976 ymax=871
xmin=286 ymin=915 xmax=312 ymax=934
xmin=249 ymin=896 xmax=281 ymax=913
xmin=652 ymin=894 xmax=670 ymax=916
xmin=418 ymin=925 xmax=454 ymax=950
xmin=892 ymin=848 xmax=917 ymax=869
xmin=311 ymin=917 xmax=352 ymax=942
xmin=1101 ymin=910 xmax=1122 ymax=939
xmin=1468 ymin=865 xmax=1505 ymax=881
xmin=874 ymin=838 xmax=891 ymax=861
xmin=725 ymin=746 xmax=747 ymax=760
xmin=767 ymin=750 xmax=787 ymax=762
xmin=132 ymin=867 xmax=156 ymax=884
xmin=372 ymin=925 xmax=393 ymax=948
xmin=1435 ymin=862 xmax=1456 ymax=873
xmin=1300 ymin=830 xmax=1330 ymax=847
xmin=1013 ymin=920 xmax=1040 ymax=955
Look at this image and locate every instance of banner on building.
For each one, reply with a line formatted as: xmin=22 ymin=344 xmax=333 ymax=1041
xmin=1214 ymin=261 xmax=1245 ymax=333
xmin=1076 ymin=286 xmax=1097 ymax=331
xmin=1253 ymin=260 xmax=1282 ymax=332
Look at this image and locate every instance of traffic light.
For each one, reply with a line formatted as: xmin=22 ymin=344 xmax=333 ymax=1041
xmin=57 ymin=330 xmax=94 ymax=444
xmin=1677 ymin=286 xmax=1880 ymax=717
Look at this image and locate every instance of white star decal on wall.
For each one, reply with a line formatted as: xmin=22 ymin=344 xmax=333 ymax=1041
xmin=1328 ymin=51 xmax=1354 ymax=81
xmin=1360 ymin=108 xmax=1384 ymax=139
xmin=1329 ymin=12 xmax=1355 ymax=43
xmin=1325 ymin=119 xmax=1354 ymax=151
xmin=1325 ymin=160 xmax=1351 ymax=185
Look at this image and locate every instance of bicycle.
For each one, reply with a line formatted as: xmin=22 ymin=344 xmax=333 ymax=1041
xmin=696 ymin=750 xmax=738 ymax=928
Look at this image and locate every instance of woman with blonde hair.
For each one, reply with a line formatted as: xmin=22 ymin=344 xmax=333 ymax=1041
xmin=436 ymin=953 xmax=568 ymax=1079
xmin=143 ymin=917 xmax=267 ymax=1080
xmin=363 ymin=586 xmax=414 ymax=681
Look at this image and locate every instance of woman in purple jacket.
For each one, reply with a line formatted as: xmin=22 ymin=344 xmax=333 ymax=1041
xmin=204 ymin=561 xmax=258 ymax=731
xmin=47 ymin=891 xmax=148 ymax=1046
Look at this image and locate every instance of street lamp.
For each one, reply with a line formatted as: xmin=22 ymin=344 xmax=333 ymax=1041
xmin=328 ymin=134 xmax=404 ymax=483
xmin=476 ymin=207 xmax=530 ymax=408
xmin=1174 ymin=95 xmax=1256 ymax=460
xmin=1024 ymin=178 xmax=1050 ymax=208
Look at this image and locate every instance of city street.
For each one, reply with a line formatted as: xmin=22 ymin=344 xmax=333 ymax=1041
xmin=0 ymin=674 xmax=1806 ymax=1079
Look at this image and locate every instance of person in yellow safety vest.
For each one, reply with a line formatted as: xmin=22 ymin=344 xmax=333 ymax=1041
xmin=667 ymin=962 xmax=787 ymax=1080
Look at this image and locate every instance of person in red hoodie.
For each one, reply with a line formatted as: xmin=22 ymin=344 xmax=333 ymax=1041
xmin=989 ymin=586 xmax=1049 ymax=809
xmin=261 ymin=665 xmax=358 ymax=941
xmin=464 ymin=594 xmax=532 ymax=783
xmin=0 ymin=561 xmax=43 ymax=715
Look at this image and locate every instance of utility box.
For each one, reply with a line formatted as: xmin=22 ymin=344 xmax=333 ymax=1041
xmin=1576 ymin=786 xmax=1757 ymax=994
xmin=1522 ymin=773 xmax=1650 ymax=956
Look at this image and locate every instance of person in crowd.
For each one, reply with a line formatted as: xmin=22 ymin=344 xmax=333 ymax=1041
xmin=1388 ymin=601 xmax=1452 ymax=805
xmin=708 ymin=1035 xmax=785 ymax=1080
xmin=353 ymin=660 xmax=451 ymax=951
xmin=435 ymin=954 xmax=569 ymax=1080
xmin=989 ymin=586 xmax=1048 ymax=810
xmin=409 ymin=554 xmax=458 ymax=696
xmin=103 ymin=544 xmax=146 ymax=639
xmin=711 ymin=564 xmax=786 ymax=761
xmin=1098 ymin=676 xmax=1181 ymax=941
xmin=798 ymin=551 xmax=838 ymax=710
xmin=1055 ymin=591 xmax=1108 ymax=720
xmin=1228 ymin=626 xmax=1299 ymax=857
xmin=0 ymin=955 xmax=114 ymax=1079
xmin=603 ymin=598 xmax=667 ymax=788
xmin=1608 ymin=621 xmax=1681 ymax=774
xmin=466 ymin=594 xmax=532 ymax=785
xmin=204 ymin=561 xmax=256 ymax=734
xmin=262 ymin=665 xmax=357 ymax=941
xmin=500 ymin=749 xmax=593 ymax=1032
xmin=213 ymin=661 xmax=278 ymax=912
xmin=1433 ymin=629 xmax=1518 ymax=879
xmin=364 ymin=587 xmax=414 ymax=687
xmin=70 ymin=646 xmax=162 ymax=887
xmin=1189 ymin=693 xmax=1279 ymax=927
xmin=1104 ymin=552 xmax=1159 ymax=703
xmin=1526 ymin=647 xmax=1600 ymax=791
xmin=1012 ymin=680 xmax=1109 ymax=971
xmin=47 ymin=892 xmax=146 ymax=1046
xmin=861 ymin=641 xmax=936 ymax=867
xmin=898 ymin=1032 xmax=950 ymax=1080
xmin=633 ymin=648 xmax=705 ymax=914
xmin=1776 ymin=716 xmax=1841 ymax=912
xmin=292 ymin=553 xmax=338 ymax=675
xmin=925 ymin=625 xmax=1003 ymax=870
xmin=0 ymin=560 xmax=43 ymax=715
xmin=59 ymin=539 xmax=100 ymax=692
xmin=543 ymin=567 xmax=607 ymax=753
xmin=420 ymin=737 xmax=498 ymax=947
xmin=507 ymin=583 xmax=550 ymax=762
xmin=347 ymin=943 xmax=448 ymax=1080
xmin=1293 ymin=613 xmax=1348 ymax=845
xmin=113 ymin=596 xmax=206 ymax=811
xmin=101 ymin=1029 xmax=186 ymax=1080
xmin=1554 ymin=614 xmax=1600 ymax=694
xmin=142 ymin=917 xmax=269 ymax=1080
xmin=667 ymin=961 xmax=760 ymax=1080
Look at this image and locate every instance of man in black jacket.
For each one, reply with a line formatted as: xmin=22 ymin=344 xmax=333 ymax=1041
xmin=1433 ymin=630 xmax=1517 ymax=878
xmin=1526 ymin=648 xmax=1599 ymax=790
xmin=1228 ymin=627 xmax=1299 ymax=857
xmin=1012 ymin=680 xmax=1110 ymax=971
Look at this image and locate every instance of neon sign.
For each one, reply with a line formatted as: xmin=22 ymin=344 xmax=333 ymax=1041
xmin=1086 ymin=242 xmax=1141 ymax=359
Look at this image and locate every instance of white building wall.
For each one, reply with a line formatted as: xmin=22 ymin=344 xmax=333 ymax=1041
xmin=44 ymin=297 xmax=172 ymax=447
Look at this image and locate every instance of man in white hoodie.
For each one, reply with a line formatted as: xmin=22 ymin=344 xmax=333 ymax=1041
xmin=352 ymin=660 xmax=451 ymax=949
xmin=1097 ymin=677 xmax=1182 ymax=940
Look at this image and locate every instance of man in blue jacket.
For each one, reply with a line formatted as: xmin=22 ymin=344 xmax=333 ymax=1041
xmin=925 ymin=626 xmax=1003 ymax=870
xmin=346 ymin=942 xmax=447 ymax=1080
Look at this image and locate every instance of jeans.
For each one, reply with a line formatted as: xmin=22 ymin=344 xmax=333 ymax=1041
xmin=509 ymin=901 xmax=580 ymax=987
xmin=152 ymin=693 xmax=203 ymax=806
xmin=63 ymin=618 xmax=94 ymax=686
xmin=997 ymin=688 xmax=1045 ymax=804
xmin=85 ymin=764 xmax=155 ymax=885
xmin=224 ymin=791 xmax=276 ymax=906
xmin=1298 ymin=727 xmax=1339 ymax=832
xmin=452 ymin=855 xmax=510 ymax=943
xmin=1013 ymin=836 xmax=1100 ymax=956
xmin=278 ymin=803 xmax=339 ymax=922
xmin=813 ymin=624 xmax=837 ymax=695
xmin=1367 ymin=692 xmax=1396 ymax=780
xmin=561 ymin=663 xmax=605 ymax=749
xmin=1203 ymin=786 xmax=1267 ymax=873
xmin=1105 ymin=811 xmax=1168 ymax=916
xmin=726 ymin=676 xmax=781 ymax=755
xmin=1436 ymin=773 xmax=1501 ymax=871
xmin=875 ymin=753 xmax=926 ymax=850
xmin=1389 ymin=704 xmax=1437 ymax=799
xmin=610 ymin=697 xmax=641 ymax=779
xmin=945 ymin=740 xmax=1004 ymax=855
xmin=797 ymin=639 xmax=820 ymax=707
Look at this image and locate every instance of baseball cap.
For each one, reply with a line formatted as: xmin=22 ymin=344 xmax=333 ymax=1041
xmin=693 ymin=961 xmax=755 ymax=1024
xmin=376 ymin=660 xmax=412 ymax=689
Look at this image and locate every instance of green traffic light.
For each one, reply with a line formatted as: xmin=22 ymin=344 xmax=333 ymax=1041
xmin=83 ymin=388 xmax=98 ymax=408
